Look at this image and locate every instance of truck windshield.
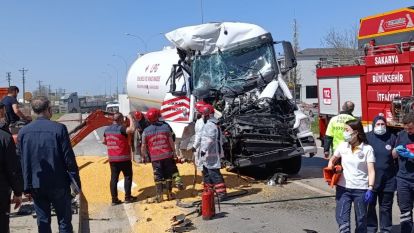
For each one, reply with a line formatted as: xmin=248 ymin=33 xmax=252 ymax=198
xmin=192 ymin=41 xmax=278 ymax=98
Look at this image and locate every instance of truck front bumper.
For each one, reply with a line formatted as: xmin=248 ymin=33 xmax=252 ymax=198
xmin=297 ymin=131 xmax=317 ymax=157
xmin=234 ymin=146 xmax=304 ymax=168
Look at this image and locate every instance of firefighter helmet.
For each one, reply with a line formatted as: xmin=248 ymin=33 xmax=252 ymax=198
xmin=146 ymin=108 xmax=160 ymax=123
xmin=134 ymin=111 xmax=143 ymax=121
xmin=200 ymin=104 xmax=214 ymax=116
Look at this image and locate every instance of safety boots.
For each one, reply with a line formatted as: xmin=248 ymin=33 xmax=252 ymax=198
xmin=165 ymin=180 xmax=175 ymax=201
xmin=155 ymin=182 xmax=164 ymax=203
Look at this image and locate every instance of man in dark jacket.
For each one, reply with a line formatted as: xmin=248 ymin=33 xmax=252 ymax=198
xmin=19 ymin=97 xmax=81 ymax=233
xmin=366 ymin=115 xmax=397 ymax=233
xmin=0 ymin=102 xmax=23 ymax=233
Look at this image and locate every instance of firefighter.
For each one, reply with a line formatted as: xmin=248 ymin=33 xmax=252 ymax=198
xmin=103 ymin=112 xmax=137 ymax=205
xmin=141 ymin=108 xmax=177 ymax=202
xmin=135 ymin=110 xmax=184 ymax=190
xmin=324 ymin=101 xmax=355 ymax=159
xmin=328 ymin=119 xmax=375 ymax=233
xmin=192 ymin=100 xmax=210 ymax=170
xmin=392 ymin=112 xmax=414 ymax=233
xmin=198 ymin=104 xmax=227 ymax=201
xmin=132 ymin=111 xmax=149 ymax=162
xmin=366 ymin=115 xmax=397 ymax=233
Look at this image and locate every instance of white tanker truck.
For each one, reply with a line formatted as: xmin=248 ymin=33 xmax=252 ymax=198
xmin=125 ymin=22 xmax=317 ymax=174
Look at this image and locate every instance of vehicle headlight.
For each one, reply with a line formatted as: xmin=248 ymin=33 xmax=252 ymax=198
xmin=298 ymin=117 xmax=311 ymax=133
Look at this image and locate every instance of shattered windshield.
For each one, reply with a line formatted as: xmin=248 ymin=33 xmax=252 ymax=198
xmin=192 ymin=41 xmax=278 ymax=98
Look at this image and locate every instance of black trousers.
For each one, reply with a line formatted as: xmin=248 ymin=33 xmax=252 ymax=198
xmin=151 ymin=158 xmax=175 ymax=182
xmin=367 ymin=191 xmax=394 ymax=233
xmin=110 ymin=161 xmax=133 ymax=201
xmin=0 ymin=190 xmax=11 ymax=233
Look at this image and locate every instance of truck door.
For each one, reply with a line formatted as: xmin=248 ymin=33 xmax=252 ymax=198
xmin=162 ymin=63 xmax=194 ymax=123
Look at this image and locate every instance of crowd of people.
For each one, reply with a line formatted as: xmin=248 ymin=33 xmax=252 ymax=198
xmin=326 ymin=100 xmax=414 ymax=233
xmin=3 ymin=85 xmax=414 ymax=233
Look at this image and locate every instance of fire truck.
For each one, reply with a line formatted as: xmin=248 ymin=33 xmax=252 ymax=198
xmin=317 ymin=6 xmax=414 ymax=139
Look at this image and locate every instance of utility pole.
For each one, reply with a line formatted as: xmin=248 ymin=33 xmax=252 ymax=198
xmin=19 ymin=68 xmax=28 ymax=103
xmin=292 ymin=18 xmax=300 ymax=104
xmin=37 ymin=80 xmax=42 ymax=96
xmin=6 ymin=72 xmax=11 ymax=87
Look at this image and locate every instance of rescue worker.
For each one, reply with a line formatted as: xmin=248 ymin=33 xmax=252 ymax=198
xmin=198 ymin=104 xmax=227 ymax=201
xmin=366 ymin=115 xmax=397 ymax=233
xmin=328 ymin=119 xmax=375 ymax=233
xmin=134 ymin=110 xmax=184 ymax=190
xmin=192 ymin=100 xmax=210 ymax=170
xmin=141 ymin=108 xmax=177 ymax=202
xmin=324 ymin=101 xmax=355 ymax=159
xmin=392 ymin=112 xmax=414 ymax=233
xmin=132 ymin=111 xmax=148 ymax=162
xmin=103 ymin=112 xmax=137 ymax=205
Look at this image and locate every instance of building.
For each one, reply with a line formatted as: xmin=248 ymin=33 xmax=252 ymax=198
xmin=296 ymin=48 xmax=362 ymax=104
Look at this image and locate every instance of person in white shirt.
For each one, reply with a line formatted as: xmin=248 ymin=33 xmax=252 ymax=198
xmin=328 ymin=119 xmax=376 ymax=233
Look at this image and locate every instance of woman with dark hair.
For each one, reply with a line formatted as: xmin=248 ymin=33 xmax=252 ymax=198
xmin=328 ymin=119 xmax=376 ymax=233
xmin=366 ymin=115 xmax=397 ymax=233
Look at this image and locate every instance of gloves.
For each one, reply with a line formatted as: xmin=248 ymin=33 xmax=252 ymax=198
xmin=396 ymin=145 xmax=414 ymax=159
xmin=364 ymin=190 xmax=375 ymax=204
xmin=200 ymin=151 xmax=206 ymax=157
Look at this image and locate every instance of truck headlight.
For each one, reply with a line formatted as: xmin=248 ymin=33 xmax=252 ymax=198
xmin=298 ymin=117 xmax=311 ymax=133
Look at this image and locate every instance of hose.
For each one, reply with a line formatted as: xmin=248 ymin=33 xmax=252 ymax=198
xmin=177 ymin=188 xmax=334 ymax=208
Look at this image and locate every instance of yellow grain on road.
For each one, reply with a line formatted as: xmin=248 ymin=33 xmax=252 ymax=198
xmin=77 ymin=156 xmax=252 ymax=232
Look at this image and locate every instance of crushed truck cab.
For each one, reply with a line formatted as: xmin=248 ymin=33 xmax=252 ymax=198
xmin=126 ymin=22 xmax=317 ymax=174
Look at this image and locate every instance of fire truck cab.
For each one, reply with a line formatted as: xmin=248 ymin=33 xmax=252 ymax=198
xmin=317 ymin=6 xmax=414 ymax=139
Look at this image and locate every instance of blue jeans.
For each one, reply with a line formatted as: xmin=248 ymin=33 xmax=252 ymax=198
xmin=32 ymin=187 xmax=73 ymax=233
xmin=336 ymin=185 xmax=368 ymax=233
xmin=366 ymin=191 xmax=394 ymax=233
xmin=397 ymin=178 xmax=414 ymax=233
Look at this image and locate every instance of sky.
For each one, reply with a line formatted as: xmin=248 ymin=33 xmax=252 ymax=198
xmin=0 ymin=1 xmax=411 ymax=97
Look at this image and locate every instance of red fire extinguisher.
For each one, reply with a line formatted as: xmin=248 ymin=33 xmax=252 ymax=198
xmin=201 ymin=188 xmax=215 ymax=220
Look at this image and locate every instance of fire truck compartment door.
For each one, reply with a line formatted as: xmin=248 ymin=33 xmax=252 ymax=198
xmin=338 ymin=76 xmax=362 ymax=117
xmin=318 ymin=78 xmax=339 ymax=115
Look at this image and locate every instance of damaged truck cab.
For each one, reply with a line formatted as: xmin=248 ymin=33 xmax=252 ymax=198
xmin=126 ymin=22 xmax=317 ymax=174
xmin=166 ymin=22 xmax=317 ymax=174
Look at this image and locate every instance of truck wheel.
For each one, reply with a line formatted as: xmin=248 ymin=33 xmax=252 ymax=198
xmin=280 ymin=155 xmax=302 ymax=175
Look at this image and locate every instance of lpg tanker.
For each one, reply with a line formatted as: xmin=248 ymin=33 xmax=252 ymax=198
xmin=125 ymin=22 xmax=317 ymax=174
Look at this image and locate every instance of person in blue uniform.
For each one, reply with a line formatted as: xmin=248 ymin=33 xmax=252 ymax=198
xmin=393 ymin=112 xmax=414 ymax=233
xmin=366 ymin=115 xmax=397 ymax=233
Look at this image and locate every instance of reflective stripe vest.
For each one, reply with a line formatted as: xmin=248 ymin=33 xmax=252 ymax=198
xmin=325 ymin=113 xmax=355 ymax=152
xmin=142 ymin=122 xmax=173 ymax=162
xmin=104 ymin=124 xmax=131 ymax=162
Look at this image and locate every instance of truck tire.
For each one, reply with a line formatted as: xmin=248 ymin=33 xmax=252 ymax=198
xmin=281 ymin=155 xmax=302 ymax=175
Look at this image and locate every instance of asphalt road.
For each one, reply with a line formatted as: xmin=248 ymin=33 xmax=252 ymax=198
xmin=9 ymin=114 xmax=406 ymax=233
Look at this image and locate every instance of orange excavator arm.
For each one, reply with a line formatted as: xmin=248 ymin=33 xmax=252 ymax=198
xmin=69 ymin=110 xmax=114 ymax=147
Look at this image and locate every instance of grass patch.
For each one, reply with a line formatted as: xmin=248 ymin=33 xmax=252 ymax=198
xmin=311 ymin=116 xmax=319 ymax=135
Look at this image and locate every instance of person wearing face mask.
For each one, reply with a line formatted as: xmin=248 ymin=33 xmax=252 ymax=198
xmin=324 ymin=101 xmax=356 ymax=159
xmin=392 ymin=112 xmax=414 ymax=233
xmin=328 ymin=119 xmax=375 ymax=233
xmin=366 ymin=115 xmax=397 ymax=233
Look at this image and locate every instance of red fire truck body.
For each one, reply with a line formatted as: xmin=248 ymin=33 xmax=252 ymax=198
xmin=317 ymin=6 xmax=414 ymax=138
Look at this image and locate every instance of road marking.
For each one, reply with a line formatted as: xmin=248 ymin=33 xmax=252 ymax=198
xmin=292 ymin=180 xmax=333 ymax=196
xmin=93 ymin=130 xmax=100 ymax=141
xmin=123 ymin=203 xmax=137 ymax=228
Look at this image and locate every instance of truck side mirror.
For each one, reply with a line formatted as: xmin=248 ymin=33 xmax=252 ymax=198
xmin=282 ymin=41 xmax=297 ymax=72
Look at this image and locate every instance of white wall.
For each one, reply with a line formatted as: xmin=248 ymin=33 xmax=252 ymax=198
xmin=297 ymin=58 xmax=318 ymax=104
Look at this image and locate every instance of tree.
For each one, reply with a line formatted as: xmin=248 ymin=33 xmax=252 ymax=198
xmin=289 ymin=18 xmax=301 ymax=102
xmin=321 ymin=25 xmax=359 ymax=59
